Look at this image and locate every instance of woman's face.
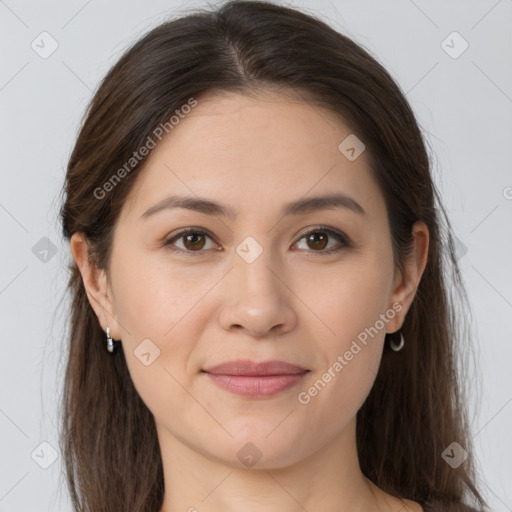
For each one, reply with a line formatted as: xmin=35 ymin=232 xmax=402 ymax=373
xmin=91 ymin=90 xmax=422 ymax=469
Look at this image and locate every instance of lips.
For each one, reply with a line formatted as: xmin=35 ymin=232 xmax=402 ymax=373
xmin=202 ymin=359 xmax=308 ymax=376
xmin=202 ymin=359 xmax=309 ymax=398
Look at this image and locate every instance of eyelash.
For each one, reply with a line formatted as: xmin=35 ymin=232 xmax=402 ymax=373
xmin=162 ymin=225 xmax=350 ymax=257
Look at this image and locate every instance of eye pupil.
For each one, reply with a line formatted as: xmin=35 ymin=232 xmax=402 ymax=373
xmin=184 ymin=233 xmax=205 ymax=250
xmin=308 ymin=232 xmax=328 ymax=250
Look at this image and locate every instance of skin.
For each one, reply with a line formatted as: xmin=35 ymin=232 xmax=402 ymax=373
xmin=71 ymin=89 xmax=429 ymax=512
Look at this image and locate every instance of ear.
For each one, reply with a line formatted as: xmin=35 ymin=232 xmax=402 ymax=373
xmin=70 ymin=232 xmax=122 ymax=340
xmin=387 ymin=220 xmax=429 ymax=333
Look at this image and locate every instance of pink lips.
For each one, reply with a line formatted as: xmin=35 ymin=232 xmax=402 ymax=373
xmin=202 ymin=359 xmax=309 ymax=398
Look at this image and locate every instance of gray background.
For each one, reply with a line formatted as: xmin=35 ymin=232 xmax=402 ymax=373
xmin=0 ymin=0 xmax=511 ymax=510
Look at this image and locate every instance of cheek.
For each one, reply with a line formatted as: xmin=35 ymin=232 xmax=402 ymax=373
xmin=116 ymin=271 xmax=205 ymax=424
xmin=296 ymin=259 xmax=392 ymax=347
xmin=111 ymin=249 xmax=199 ymax=340
xmin=296 ymin=286 xmax=387 ymax=434
xmin=293 ymin=259 xmax=391 ymax=405
xmin=110 ymin=254 xmax=202 ymax=402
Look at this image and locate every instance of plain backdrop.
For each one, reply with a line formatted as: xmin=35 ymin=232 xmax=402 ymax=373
xmin=0 ymin=0 xmax=511 ymax=510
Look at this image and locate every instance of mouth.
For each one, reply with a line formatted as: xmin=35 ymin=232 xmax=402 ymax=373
xmin=201 ymin=359 xmax=310 ymax=398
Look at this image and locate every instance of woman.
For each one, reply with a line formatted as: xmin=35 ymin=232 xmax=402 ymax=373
xmin=58 ymin=1 xmax=488 ymax=510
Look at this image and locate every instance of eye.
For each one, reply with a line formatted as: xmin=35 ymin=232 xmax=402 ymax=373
xmin=293 ymin=226 xmax=349 ymax=255
xmin=162 ymin=225 xmax=350 ymax=256
xmin=163 ymin=228 xmax=218 ymax=255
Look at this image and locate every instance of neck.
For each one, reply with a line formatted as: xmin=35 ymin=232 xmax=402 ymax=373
xmin=157 ymin=417 xmax=385 ymax=512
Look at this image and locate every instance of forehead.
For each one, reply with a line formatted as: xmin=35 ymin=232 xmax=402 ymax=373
xmin=120 ymin=89 xmax=386 ymax=224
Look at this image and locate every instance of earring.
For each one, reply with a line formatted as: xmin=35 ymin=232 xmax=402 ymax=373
xmin=389 ymin=331 xmax=405 ymax=352
xmin=106 ymin=326 xmax=115 ymax=353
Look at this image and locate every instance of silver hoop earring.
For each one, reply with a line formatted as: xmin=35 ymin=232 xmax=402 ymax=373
xmin=389 ymin=331 xmax=405 ymax=352
xmin=106 ymin=326 xmax=115 ymax=353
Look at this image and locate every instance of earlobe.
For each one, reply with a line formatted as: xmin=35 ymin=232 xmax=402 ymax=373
xmin=69 ymin=232 xmax=120 ymax=338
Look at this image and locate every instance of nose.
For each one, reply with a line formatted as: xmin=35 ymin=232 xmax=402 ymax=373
xmin=217 ymin=246 xmax=297 ymax=338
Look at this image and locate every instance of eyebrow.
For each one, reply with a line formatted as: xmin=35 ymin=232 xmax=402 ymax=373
xmin=139 ymin=193 xmax=366 ymax=221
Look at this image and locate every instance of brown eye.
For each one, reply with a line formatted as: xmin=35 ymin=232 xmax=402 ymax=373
xmin=294 ymin=227 xmax=349 ymax=254
xmin=182 ymin=232 xmax=206 ymax=251
xmin=163 ymin=226 xmax=349 ymax=256
xmin=306 ymin=231 xmax=328 ymax=250
xmin=163 ymin=228 xmax=217 ymax=254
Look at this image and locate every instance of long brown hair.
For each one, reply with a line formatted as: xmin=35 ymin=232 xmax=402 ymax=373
xmin=58 ymin=1 xmax=488 ymax=510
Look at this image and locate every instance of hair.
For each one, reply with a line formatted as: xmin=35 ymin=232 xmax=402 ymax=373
xmin=57 ymin=1 xmax=488 ymax=511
